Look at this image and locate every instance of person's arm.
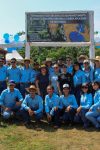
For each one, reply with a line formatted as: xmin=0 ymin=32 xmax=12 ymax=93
xmin=81 ymin=94 xmax=93 ymax=109
xmin=15 ymin=90 xmax=23 ymax=106
xmin=57 ymin=81 xmax=62 ymax=96
xmin=71 ymin=95 xmax=78 ymax=109
xmin=21 ymin=96 xmax=30 ymax=111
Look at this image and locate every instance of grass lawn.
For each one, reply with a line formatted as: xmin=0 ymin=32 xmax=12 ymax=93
xmin=0 ymin=120 xmax=100 ymax=150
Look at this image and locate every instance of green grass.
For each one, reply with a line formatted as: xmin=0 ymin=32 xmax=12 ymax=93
xmin=0 ymin=121 xmax=100 ymax=150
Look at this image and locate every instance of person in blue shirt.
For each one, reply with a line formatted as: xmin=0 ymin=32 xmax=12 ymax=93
xmin=0 ymin=80 xmax=23 ymax=120
xmin=60 ymin=84 xmax=78 ymax=125
xmin=7 ymin=58 xmax=21 ymax=90
xmin=93 ymin=56 xmax=100 ymax=82
xmin=85 ymin=81 xmax=100 ymax=129
xmin=20 ymin=58 xmax=32 ymax=98
xmin=20 ymin=85 xmax=43 ymax=126
xmin=0 ymin=58 xmax=7 ymax=94
xmin=73 ymin=62 xmax=86 ymax=105
xmin=66 ymin=56 xmax=73 ymax=74
xmin=45 ymin=58 xmax=54 ymax=76
xmin=74 ymin=83 xmax=92 ymax=128
xmin=45 ymin=85 xmax=61 ymax=128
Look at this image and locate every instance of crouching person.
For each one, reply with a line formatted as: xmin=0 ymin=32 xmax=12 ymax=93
xmin=85 ymin=81 xmax=100 ymax=129
xmin=0 ymin=80 xmax=23 ymax=120
xmin=20 ymin=85 xmax=43 ymax=126
xmin=60 ymin=84 xmax=78 ymax=126
xmin=74 ymin=83 xmax=92 ymax=129
xmin=45 ymin=85 xmax=62 ymax=129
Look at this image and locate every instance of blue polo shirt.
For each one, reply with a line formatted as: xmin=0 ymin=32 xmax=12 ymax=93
xmin=80 ymin=93 xmax=92 ymax=109
xmin=73 ymin=70 xmax=86 ymax=87
xmin=21 ymin=94 xmax=43 ymax=114
xmin=66 ymin=65 xmax=73 ymax=74
xmin=94 ymin=89 xmax=100 ymax=104
xmin=60 ymin=94 xmax=78 ymax=109
xmin=45 ymin=93 xmax=61 ymax=114
xmin=83 ymin=68 xmax=94 ymax=83
xmin=0 ymin=88 xmax=23 ymax=108
xmin=7 ymin=66 xmax=21 ymax=83
xmin=94 ymin=68 xmax=100 ymax=82
xmin=20 ymin=67 xmax=32 ymax=83
xmin=0 ymin=65 xmax=7 ymax=81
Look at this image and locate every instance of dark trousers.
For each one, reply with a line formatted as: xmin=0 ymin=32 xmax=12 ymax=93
xmin=20 ymin=108 xmax=43 ymax=123
xmin=50 ymin=108 xmax=61 ymax=126
xmin=62 ymin=107 xmax=76 ymax=123
xmin=20 ymin=83 xmax=30 ymax=98
xmin=74 ymin=85 xmax=81 ymax=105
xmin=0 ymin=81 xmax=7 ymax=94
xmin=74 ymin=109 xmax=89 ymax=127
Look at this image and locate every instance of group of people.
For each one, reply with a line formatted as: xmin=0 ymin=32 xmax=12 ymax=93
xmin=0 ymin=54 xmax=100 ymax=129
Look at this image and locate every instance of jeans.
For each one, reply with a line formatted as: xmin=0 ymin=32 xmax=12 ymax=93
xmin=0 ymin=81 xmax=7 ymax=94
xmin=2 ymin=106 xmax=21 ymax=120
xmin=20 ymin=82 xmax=30 ymax=98
xmin=62 ymin=107 xmax=76 ymax=123
xmin=20 ymin=108 xmax=43 ymax=123
xmin=85 ymin=111 xmax=100 ymax=128
xmin=74 ymin=109 xmax=89 ymax=127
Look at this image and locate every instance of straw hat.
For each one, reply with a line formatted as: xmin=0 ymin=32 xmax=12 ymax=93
xmin=24 ymin=57 xmax=32 ymax=63
xmin=45 ymin=58 xmax=52 ymax=62
xmin=77 ymin=55 xmax=88 ymax=61
xmin=26 ymin=85 xmax=37 ymax=92
xmin=89 ymin=56 xmax=100 ymax=62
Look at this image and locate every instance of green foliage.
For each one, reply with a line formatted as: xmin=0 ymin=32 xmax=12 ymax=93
xmin=18 ymin=46 xmax=99 ymax=64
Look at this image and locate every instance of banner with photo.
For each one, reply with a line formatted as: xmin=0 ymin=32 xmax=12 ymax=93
xmin=26 ymin=11 xmax=90 ymax=42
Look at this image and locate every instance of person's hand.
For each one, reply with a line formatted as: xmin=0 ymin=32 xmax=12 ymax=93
xmin=65 ymin=106 xmax=71 ymax=112
xmin=28 ymin=109 xmax=34 ymax=116
xmin=47 ymin=114 xmax=52 ymax=122
xmin=89 ymin=109 xmax=92 ymax=112
xmin=54 ymin=107 xmax=58 ymax=111
xmin=77 ymin=106 xmax=82 ymax=114
xmin=16 ymin=102 xmax=21 ymax=106
xmin=5 ymin=107 xmax=11 ymax=111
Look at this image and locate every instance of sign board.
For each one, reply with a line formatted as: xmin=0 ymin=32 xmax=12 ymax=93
xmin=26 ymin=11 xmax=90 ymax=42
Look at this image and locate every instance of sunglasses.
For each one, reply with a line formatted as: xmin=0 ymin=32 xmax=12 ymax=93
xmin=11 ymin=61 xmax=16 ymax=63
xmin=82 ymin=86 xmax=88 ymax=89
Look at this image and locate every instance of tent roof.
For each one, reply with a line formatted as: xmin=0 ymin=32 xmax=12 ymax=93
xmin=6 ymin=50 xmax=23 ymax=61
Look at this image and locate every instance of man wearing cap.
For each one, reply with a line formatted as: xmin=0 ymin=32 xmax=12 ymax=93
xmin=60 ymin=84 xmax=78 ymax=125
xmin=7 ymin=58 xmax=21 ymax=90
xmin=0 ymin=58 xmax=7 ymax=94
xmin=0 ymin=80 xmax=23 ymax=120
xmin=20 ymin=58 xmax=32 ymax=98
xmin=20 ymin=85 xmax=43 ymax=126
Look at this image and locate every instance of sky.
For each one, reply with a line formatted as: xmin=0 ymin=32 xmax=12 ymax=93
xmin=0 ymin=0 xmax=100 ymax=38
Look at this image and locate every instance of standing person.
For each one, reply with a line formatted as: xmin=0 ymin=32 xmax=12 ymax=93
xmin=30 ymin=62 xmax=40 ymax=85
xmin=0 ymin=80 xmax=23 ymax=120
xmin=77 ymin=55 xmax=88 ymax=70
xmin=21 ymin=85 xmax=43 ymax=126
xmin=73 ymin=62 xmax=86 ymax=105
xmin=50 ymin=64 xmax=61 ymax=95
xmin=66 ymin=56 xmax=73 ymax=74
xmin=92 ymin=56 xmax=100 ymax=82
xmin=0 ymin=58 xmax=7 ymax=94
xmin=74 ymin=83 xmax=92 ymax=129
xmin=86 ymin=81 xmax=100 ymax=129
xmin=45 ymin=58 xmax=54 ymax=76
xmin=60 ymin=84 xmax=78 ymax=125
xmin=7 ymin=58 xmax=21 ymax=90
xmin=20 ymin=58 xmax=32 ymax=98
xmin=36 ymin=65 xmax=49 ymax=100
xmin=57 ymin=57 xmax=64 ymax=72
xmin=58 ymin=64 xmax=73 ymax=94
xmin=45 ymin=85 xmax=62 ymax=128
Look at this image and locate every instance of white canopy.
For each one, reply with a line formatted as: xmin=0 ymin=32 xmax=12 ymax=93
xmin=6 ymin=50 xmax=23 ymax=61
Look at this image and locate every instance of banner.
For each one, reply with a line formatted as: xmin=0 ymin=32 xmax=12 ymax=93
xmin=26 ymin=11 xmax=90 ymax=42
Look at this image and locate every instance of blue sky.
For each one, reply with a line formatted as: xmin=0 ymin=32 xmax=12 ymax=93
xmin=0 ymin=0 xmax=100 ymax=38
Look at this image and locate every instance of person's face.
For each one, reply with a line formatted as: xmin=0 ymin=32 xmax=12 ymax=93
xmin=9 ymin=84 xmax=15 ymax=91
xmin=0 ymin=59 xmax=3 ymax=66
xmin=83 ymin=62 xmax=89 ymax=69
xmin=41 ymin=67 xmax=47 ymax=74
xmin=63 ymin=88 xmax=70 ymax=95
xmin=47 ymin=87 xmax=54 ymax=95
xmin=95 ymin=60 xmax=100 ymax=67
xmin=34 ymin=64 xmax=39 ymax=69
xmin=46 ymin=61 xmax=52 ymax=67
xmin=11 ymin=60 xmax=16 ymax=67
xmin=29 ymin=89 xmax=36 ymax=97
xmin=82 ymin=86 xmax=88 ymax=93
xmin=74 ymin=65 xmax=79 ymax=71
xmin=62 ymin=67 xmax=66 ymax=73
xmin=24 ymin=60 xmax=30 ymax=67
xmin=92 ymin=83 xmax=99 ymax=91
xmin=54 ymin=66 xmax=59 ymax=72
xmin=79 ymin=57 xmax=85 ymax=63
xmin=66 ymin=58 xmax=72 ymax=65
